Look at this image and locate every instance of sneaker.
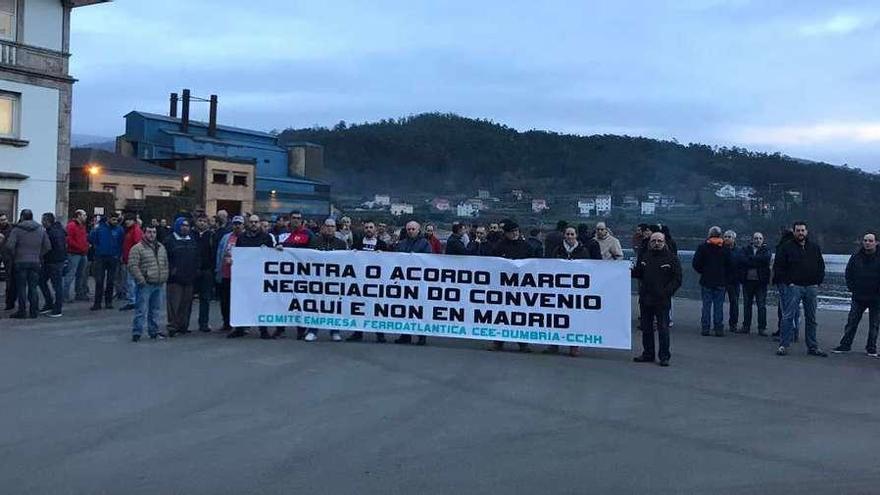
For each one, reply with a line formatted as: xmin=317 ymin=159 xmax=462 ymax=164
xmin=199 ymin=326 xmax=212 ymax=333
xmin=807 ymin=348 xmax=828 ymax=358
xmin=132 ymin=334 xmax=141 ymax=342
xmin=331 ymin=332 xmax=342 ymax=342
xmin=866 ymin=350 xmax=878 ymax=358
xmin=38 ymin=306 xmax=53 ymax=314
xmin=633 ymin=355 xmax=654 ymax=363
xmin=150 ymin=333 xmax=167 ymax=340
xmin=831 ymin=346 xmax=851 ymax=354
xmin=48 ymin=312 xmax=62 ymax=318
xmin=304 ymin=332 xmax=317 ymax=342
xmin=776 ymin=346 xmax=787 ymax=356
xmin=658 ymin=360 xmax=670 ymax=367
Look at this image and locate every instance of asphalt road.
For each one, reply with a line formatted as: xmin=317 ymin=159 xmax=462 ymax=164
xmin=1 ymin=295 xmax=879 ymax=494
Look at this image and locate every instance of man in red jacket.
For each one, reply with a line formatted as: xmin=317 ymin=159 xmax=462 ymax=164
xmin=118 ymin=214 xmax=143 ymax=311
xmin=63 ymin=209 xmax=90 ymax=303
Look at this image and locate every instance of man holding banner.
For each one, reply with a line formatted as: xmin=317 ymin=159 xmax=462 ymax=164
xmin=303 ymin=218 xmax=349 ymax=342
xmin=347 ymin=220 xmax=390 ymax=343
xmin=632 ymin=232 xmax=682 ymax=366
xmin=490 ymin=220 xmax=534 ymax=353
xmin=394 ymin=221 xmax=432 ymax=345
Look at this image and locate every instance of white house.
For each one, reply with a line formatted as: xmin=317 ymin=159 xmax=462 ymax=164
xmin=477 ymin=189 xmax=490 ymax=200
xmin=595 ymin=194 xmax=612 ymax=215
xmin=373 ymin=194 xmax=390 ymax=206
xmin=390 ymin=202 xmax=413 ymax=216
xmin=456 ymin=202 xmax=478 ymax=218
xmin=714 ymin=184 xmax=737 ymax=199
xmin=465 ymin=198 xmax=486 ymax=210
xmin=640 ymin=201 xmax=656 ymax=215
xmin=531 ymin=198 xmax=548 ymax=213
xmin=577 ymin=200 xmax=594 ymax=217
xmin=0 ymin=0 xmax=109 ymax=217
xmin=432 ymin=197 xmax=450 ymax=211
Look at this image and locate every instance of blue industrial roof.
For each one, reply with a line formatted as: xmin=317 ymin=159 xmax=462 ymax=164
xmin=126 ymin=111 xmax=278 ymax=139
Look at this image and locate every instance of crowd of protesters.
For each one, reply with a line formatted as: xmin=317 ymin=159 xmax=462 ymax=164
xmin=2 ymin=207 xmax=879 ymax=368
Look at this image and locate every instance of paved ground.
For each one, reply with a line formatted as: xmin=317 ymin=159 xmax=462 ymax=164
xmin=1 ymin=293 xmax=879 ymax=494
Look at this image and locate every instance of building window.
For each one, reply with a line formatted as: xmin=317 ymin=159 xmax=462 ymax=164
xmin=212 ymin=171 xmax=228 ymax=184
xmin=232 ymin=174 xmax=248 ymax=186
xmin=0 ymin=93 xmax=18 ymax=138
xmin=132 ymin=186 xmax=144 ymax=200
xmin=159 ymin=189 xmax=172 ymax=197
xmin=102 ymin=184 xmax=117 ymax=195
xmin=0 ymin=0 xmax=15 ymax=42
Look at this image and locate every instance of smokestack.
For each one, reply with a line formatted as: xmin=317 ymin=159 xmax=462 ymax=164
xmin=181 ymin=89 xmax=191 ymax=133
xmin=169 ymin=92 xmax=178 ymax=118
xmin=208 ymin=94 xmax=218 ymax=137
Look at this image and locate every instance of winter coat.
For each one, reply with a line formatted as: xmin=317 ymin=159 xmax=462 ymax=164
xmin=445 ymin=234 xmax=467 ymax=255
xmin=426 ymin=235 xmax=443 ymax=254
xmin=466 ymin=240 xmax=494 ymax=257
xmin=741 ymin=245 xmax=772 ymax=285
xmin=594 ymin=235 xmax=624 ymax=260
xmin=396 ymin=236 xmax=432 ymax=254
xmin=773 ymin=239 xmax=825 ymax=287
xmin=493 ymin=238 xmax=532 ymax=260
xmin=724 ymin=245 xmax=748 ymax=284
xmin=6 ymin=220 xmax=50 ymax=265
xmin=66 ymin=220 xmax=88 ymax=255
xmin=194 ymin=229 xmax=215 ymax=271
xmin=310 ymin=234 xmax=349 ymax=251
xmin=632 ymin=248 xmax=682 ymax=309
xmin=128 ymin=240 xmax=169 ymax=285
xmin=543 ymin=230 xmax=564 ymax=258
xmin=165 ymin=233 xmax=200 ymax=285
xmin=526 ymin=237 xmax=544 ymax=258
xmin=692 ymin=237 xmax=730 ymax=288
xmin=121 ymin=223 xmax=143 ymax=264
xmin=845 ymin=249 xmax=880 ymax=301
xmin=551 ymin=242 xmax=598 ymax=260
xmin=236 ymin=230 xmax=275 ymax=248
xmin=43 ymin=222 xmax=67 ymax=264
xmin=89 ymin=220 xmax=123 ymax=258
xmin=771 ymin=232 xmax=795 ymax=285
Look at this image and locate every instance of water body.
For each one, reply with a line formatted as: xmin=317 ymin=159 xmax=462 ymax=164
xmin=627 ymin=250 xmax=851 ymax=311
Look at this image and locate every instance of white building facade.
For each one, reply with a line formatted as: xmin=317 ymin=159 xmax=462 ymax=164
xmin=595 ymin=194 xmax=612 ymax=215
xmin=0 ymin=0 xmax=108 ymax=217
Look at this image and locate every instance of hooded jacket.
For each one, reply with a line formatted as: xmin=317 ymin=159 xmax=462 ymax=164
xmin=632 ymin=247 xmax=682 ymax=308
xmin=43 ymin=221 xmax=67 ymax=264
xmin=845 ymin=248 xmax=880 ymax=302
xmin=164 ymin=218 xmax=200 ymax=285
xmin=121 ymin=222 xmax=143 ymax=264
xmin=6 ymin=220 xmax=50 ymax=264
xmin=89 ymin=219 xmax=124 ymax=258
xmin=66 ymin=219 xmax=88 ymax=255
xmin=692 ymin=237 xmax=730 ymax=288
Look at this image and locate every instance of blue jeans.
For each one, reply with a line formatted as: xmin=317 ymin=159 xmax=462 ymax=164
xmin=700 ymin=286 xmax=725 ymax=332
xmin=14 ymin=262 xmax=40 ymax=316
xmin=125 ymin=269 xmax=138 ymax=306
xmin=132 ymin=283 xmax=164 ymax=337
xmin=781 ymin=285 xmax=818 ymax=350
xmin=776 ymin=283 xmax=800 ymax=335
xmin=39 ymin=261 xmax=64 ymax=314
xmin=62 ymin=253 xmax=87 ymax=301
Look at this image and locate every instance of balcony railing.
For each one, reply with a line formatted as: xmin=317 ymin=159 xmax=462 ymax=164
xmin=0 ymin=39 xmax=68 ymax=79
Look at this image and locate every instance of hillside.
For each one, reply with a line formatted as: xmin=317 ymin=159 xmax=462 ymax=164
xmin=280 ymin=113 xmax=879 ymax=249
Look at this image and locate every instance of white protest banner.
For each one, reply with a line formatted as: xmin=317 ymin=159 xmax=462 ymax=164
xmin=231 ymin=247 xmax=631 ymax=349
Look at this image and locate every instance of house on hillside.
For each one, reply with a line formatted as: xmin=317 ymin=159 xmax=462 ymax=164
xmin=0 ymin=0 xmax=110 ymax=217
xmin=714 ymin=184 xmax=737 ymax=199
xmin=641 ymin=201 xmax=656 ymax=215
xmin=432 ymin=197 xmax=451 ymax=211
xmin=532 ymin=199 xmax=549 ymax=213
xmin=456 ymin=203 xmax=478 ymax=218
xmin=577 ymin=200 xmax=595 ymax=217
xmin=466 ymin=198 xmax=486 ymax=211
xmin=390 ymin=203 xmax=413 ymax=216
xmin=477 ymin=189 xmax=490 ymax=200
xmin=595 ymin=194 xmax=612 ymax=215
xmin=374 ymin=194 xmax=390 ymax=206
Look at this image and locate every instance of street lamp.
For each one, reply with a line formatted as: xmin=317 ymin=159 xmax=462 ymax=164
xmin=183 ymin=175 xmax=190 ymax=183
xmin=87 ymin=165 xmax=100 ymax=176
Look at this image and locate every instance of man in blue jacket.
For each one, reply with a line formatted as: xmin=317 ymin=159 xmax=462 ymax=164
xmin=88 ymin=215 xmax=123 ymax=310
xmin=394 ymin=221 xmax=432 ymax=345
xmin=739 ymin=232 xmax=772 ymax=335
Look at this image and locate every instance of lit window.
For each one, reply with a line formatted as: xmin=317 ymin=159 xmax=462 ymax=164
xmin=160 ymin=190 xmax=171 ymax=197
xmin=0 ymin=93 xmax=18 ymax=138
xmin=0 ymin=0 xmax=15 ymax=42
xmin=133 ymin=187 xmax=144 ymax=200
xmin=232 ymin=174 xmax=248 ymax=186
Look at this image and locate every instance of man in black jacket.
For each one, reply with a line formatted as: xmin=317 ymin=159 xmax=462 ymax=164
xmin=38 ymin=213 xmax=66 ymax=317
xmin=348 ymin=220 xmax=389 ymax=342
xmin=302 ymin=218 xmax=348 ymax=342
xmin=773 ymin=221 xmax=827 ymax=357
xmin=466 ymin=226 xmax=493 ymax=256
xmin=740 ymin=232 xmax=772 ymax=335
xmin=227 ymin=214 xmax=275 ymax=340
xmin=444 ymin=223 xmax=468 ymax=255
xmin=193 ymin=214 xmax=215 ymax=332
xmin=490 ymin=220 xmax=532 ymax=353
xmin=632 ymin=232 xmax=682 ymax=366
xmin=692 ymin=226 xmax=730 ymax=336
xmin=165 ymin=218 xmax=200 ymax=337
xmin=832 ymin=232 xmax=880 ymax=356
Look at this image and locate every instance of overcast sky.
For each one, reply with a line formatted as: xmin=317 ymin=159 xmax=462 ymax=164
xmin=70 ymin=0 xmax=880 ymax=170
